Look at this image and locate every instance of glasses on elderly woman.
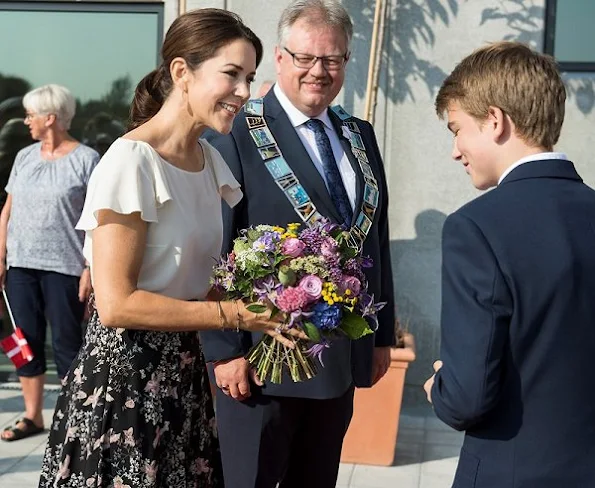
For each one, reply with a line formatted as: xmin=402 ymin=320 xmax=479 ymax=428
xmin=24 ymin=112 xmax=51 ymax=122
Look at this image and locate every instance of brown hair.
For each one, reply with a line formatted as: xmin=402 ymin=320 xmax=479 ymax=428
xmin=435 ymin=41 xmax=566 ymax=150
xmin=129 ymin=8 xmax=263 ymax=130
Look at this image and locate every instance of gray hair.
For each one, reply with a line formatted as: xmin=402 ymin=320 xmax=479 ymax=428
xmin=23 ymin=84 xmax=76 ymax=130
xmin=278 ymin=0 xmax=353 ymax=50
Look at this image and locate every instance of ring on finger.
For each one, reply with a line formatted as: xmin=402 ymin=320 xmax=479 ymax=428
xmin=275 ymin=325 xmax=284 ymax=334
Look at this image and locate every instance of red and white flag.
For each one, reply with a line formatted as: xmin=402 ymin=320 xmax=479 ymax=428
xmin=0 ymin=328 xmax=33 ymax=368
xmin=0 ymin=289 xmax=34 ymax=369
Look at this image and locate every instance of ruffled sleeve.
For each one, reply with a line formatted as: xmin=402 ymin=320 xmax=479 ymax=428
xmin=201 ymin=139 xmax=243 ymax=208
xmin=76 ymin=139 xmax=173 ymax=231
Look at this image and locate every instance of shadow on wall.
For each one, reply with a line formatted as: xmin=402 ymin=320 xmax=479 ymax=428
xmin=342 ymin=0 xmax=463 ymax=113
xmin=390 ymin=209 xmax=446 ymax=389
xmin=480 ymin=0 xmax=595 ymax=115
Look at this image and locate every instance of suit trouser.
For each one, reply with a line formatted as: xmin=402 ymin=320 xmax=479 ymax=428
xmin=6 ymin=267 xmax=84 ymax=378
xmin=215 ymin=384 xmax=355 ymax=488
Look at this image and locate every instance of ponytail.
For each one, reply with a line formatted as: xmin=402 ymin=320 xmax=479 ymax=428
xmin=128 ymin=65 xmax=172 ymax=130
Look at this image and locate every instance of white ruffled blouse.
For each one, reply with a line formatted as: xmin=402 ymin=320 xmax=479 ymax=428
xmin=76 ymin=137 xmax=242 ymax=300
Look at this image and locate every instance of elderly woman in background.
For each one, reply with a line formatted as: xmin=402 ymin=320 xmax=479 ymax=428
xmin=0 ymin=84 xmax=99 ymax=441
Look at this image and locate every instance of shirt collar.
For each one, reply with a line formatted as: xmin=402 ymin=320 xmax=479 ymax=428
xmin=498 ymin=152 xmax=569 ymax=185
xmin=273 ymin=83 xmax=333 ymax=131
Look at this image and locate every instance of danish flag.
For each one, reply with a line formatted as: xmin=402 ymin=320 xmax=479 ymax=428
xmin=0 ymin=289 xmax=33 ymax=369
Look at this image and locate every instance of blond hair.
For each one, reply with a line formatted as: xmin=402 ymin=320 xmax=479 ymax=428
xmin=435 ymin=41 xmax=566 ymax=150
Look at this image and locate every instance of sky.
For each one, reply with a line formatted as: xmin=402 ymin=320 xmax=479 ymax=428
xmin=0 ymin=9 xmax=160 ymax=102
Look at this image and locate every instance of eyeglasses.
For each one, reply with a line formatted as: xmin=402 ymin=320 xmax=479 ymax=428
xmin=283 ymin=47 xmax=347 ymax=71
xmin=24 ymin=112 xmax=49 ymax=121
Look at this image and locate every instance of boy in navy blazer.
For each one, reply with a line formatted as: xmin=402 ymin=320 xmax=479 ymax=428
xmin=424 ymin=41 xmax=595 ymax=487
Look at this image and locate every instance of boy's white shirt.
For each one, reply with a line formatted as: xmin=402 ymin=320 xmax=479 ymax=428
xmin=498 ymin=152 xmax=568 ymax=185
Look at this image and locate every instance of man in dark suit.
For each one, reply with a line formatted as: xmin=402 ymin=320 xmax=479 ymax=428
xmin=200 ymin=1 xmax=395 ymax=487
xmin=424 ymin=41 xmax=595 ymax=487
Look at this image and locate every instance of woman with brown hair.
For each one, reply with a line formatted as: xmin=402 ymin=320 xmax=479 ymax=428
xmin=39 ymin=9 xmax=300 ymax=487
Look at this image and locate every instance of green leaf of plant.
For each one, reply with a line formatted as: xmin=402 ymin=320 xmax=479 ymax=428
xmin=340 ymin=310 xmax=374 ymax=340
xmin=303 ymin=321 xmax=322 ymax=343
xmin=246 ymin=303 xmax=268 ymax=314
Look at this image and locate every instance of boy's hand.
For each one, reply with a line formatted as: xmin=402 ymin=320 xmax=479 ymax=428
xmin=423 ymin=360 xmax=443 ymax=404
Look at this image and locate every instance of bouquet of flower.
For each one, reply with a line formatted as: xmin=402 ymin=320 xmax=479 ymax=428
xmin=211 ymin=220 xmax=385 ymax=383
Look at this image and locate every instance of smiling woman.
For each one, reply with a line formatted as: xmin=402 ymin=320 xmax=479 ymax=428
xmin=35 ymin=9 xmax=302 ymax=488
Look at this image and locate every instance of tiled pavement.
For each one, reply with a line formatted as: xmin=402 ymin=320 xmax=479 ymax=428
xmin=0 ymin=385 xmax=463 ymax=487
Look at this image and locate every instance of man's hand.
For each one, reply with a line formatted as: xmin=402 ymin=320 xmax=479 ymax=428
xmin=371 ymin=346 xmax=391 ymax=386
xmin=423 ymin=360 xmax=443 ymax=404
xmin=78 ymin=267 xmax=92 ymax=303
xmin=213 ymin=357 xmax=263 ymax=401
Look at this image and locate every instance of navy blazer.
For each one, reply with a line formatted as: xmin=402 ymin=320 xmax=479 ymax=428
xmin=200 ymin=89 xmax=395 ymax=399
xmin=432 ymin=159 xmax=595 ymax=487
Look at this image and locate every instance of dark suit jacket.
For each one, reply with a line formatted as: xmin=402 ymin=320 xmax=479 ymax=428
xmin=200 ymin=89 xmax=395 ymax=399
xmin=432 ymin=159 xmax=595 ymax=487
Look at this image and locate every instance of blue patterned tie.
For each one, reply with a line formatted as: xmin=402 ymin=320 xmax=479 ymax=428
xmin=305 ymin=119 xmax=353 ymax=226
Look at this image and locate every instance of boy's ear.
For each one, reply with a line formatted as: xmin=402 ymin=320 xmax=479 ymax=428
xmin=486 ymin=106 xmax=508 ymax=142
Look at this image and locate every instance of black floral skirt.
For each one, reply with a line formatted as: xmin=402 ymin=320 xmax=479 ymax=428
xmin=39 ymin=310 xmax=223 ymax=488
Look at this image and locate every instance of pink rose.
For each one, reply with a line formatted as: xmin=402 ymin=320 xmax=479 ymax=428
xmin=282 ymin=238 xmax=306 ymax=257
xmin=298 ymin=275 xmax=323 ymax=302
xmin=341 ymin=275 xmax=361 ymax=296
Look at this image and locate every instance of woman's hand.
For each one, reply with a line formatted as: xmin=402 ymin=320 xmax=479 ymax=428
xmin=233 ymin=300 xmax=308 ymax=348
xmin=78 ymin=267 xmax=92 ymax=303
xmin=0 ymin=261 xmax=6 ymax=289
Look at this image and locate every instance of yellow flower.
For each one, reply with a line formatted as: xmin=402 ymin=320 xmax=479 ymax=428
xmin=345 ymin=289 xmax=352 ymax=296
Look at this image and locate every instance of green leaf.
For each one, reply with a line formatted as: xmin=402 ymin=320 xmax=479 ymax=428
xmin=270 ymin=306 xmax=280 ymax=319
xmin=340 ymin=310 xmax=374 ymax=340
xmin=303 ymin=321 xmax=322 ymax=343
xmin=246 ymin=303 xmax=268 ymax=314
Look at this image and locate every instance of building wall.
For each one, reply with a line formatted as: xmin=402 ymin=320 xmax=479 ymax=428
xmin=171 ymin=0 xmax=595 ymax=393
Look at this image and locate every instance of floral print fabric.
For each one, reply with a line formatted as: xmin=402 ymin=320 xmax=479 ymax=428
xmin=39 ymin=309 xmax=223 ymax=488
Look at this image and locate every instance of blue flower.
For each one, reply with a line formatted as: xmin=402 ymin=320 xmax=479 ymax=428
xmin=311 ymin=302 xmax=342 ymax=331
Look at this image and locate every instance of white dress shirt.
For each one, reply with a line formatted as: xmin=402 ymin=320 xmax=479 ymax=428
xmin=498 ymin=152 xmax=569 ymax=185
xmin=273 ymin=84 xmax=357 ymax=210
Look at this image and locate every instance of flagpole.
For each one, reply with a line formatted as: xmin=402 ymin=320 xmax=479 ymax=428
xmin=2 ymin=289 xmax=17 ymax=332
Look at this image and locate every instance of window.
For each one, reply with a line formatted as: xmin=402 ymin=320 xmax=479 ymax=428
xmin=0 ymin=1 xmax=163 ymax=382
xmin=545 ymin=0 xmax=595 ymax=71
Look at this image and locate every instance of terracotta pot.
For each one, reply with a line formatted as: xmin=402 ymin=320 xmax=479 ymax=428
xmin=340 ymin=332 xmax=416 ymax=466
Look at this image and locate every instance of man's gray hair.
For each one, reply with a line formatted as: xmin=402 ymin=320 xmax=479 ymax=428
xmin=23 ymin=84 xmax=76 ymax=131
xmin=278 ymin=0 xmax=353 ymax=49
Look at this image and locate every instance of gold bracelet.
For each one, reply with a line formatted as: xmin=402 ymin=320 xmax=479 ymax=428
xmin=216 ymin=301 xmax=225 ymax=329
xmin=233 ymin=300 xmax=241 ymax=333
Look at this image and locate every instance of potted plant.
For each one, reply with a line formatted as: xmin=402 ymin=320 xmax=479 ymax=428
xmin=340 ymin=319 xmax=416 ymax=466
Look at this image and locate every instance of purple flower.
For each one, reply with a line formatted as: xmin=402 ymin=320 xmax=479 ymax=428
xmin=306 ymin=340 xmax=331 ymax=366
xmin=357 ymin=293 xmax=387 ymax=331
xmin=360 ymin=256 xmax=374 ymax=268
xmin=253 ymin=232 xmax=278 ymax=252
xmin=321 ymin=221 xmax=340 ymax=233
xmin=298 ymin=275 xmax=323 ymax=302
xmin=328 ymin=267 xmax=342 ymax=283
xmin=320 ymin=237 xmax=338 ymax=260
xmin=343 ymin=258 xmax=364 ymax=282
xmin=298 ymin=227 xmax=325 ymax=254
xmin=340 ymin=275 xmax=361 ymax=296
xmin=253 ymin=276 xmax=281 ymax=301
xmin=311 ymin=302 xmax=342 ymax=331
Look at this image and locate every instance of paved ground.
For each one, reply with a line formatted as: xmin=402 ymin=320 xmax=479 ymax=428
xmin=0 ymin=385 xmax=462 ymax=487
